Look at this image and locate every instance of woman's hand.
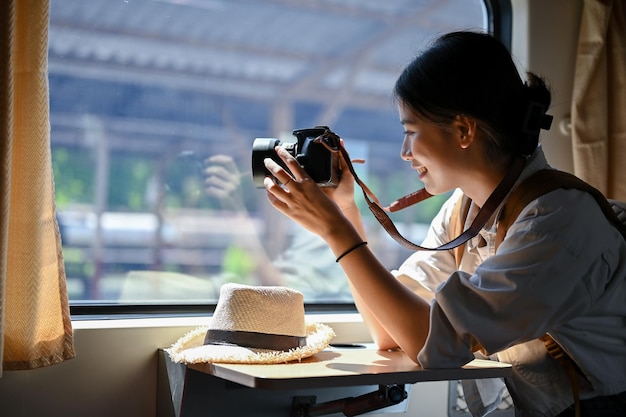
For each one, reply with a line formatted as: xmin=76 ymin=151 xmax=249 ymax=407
xmin=263 ymin=146 xmax=355 ymax=241
xmin=324 ymin=147 xmax=359 ymax=214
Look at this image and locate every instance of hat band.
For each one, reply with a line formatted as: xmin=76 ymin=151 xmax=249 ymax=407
xmin=204 ymin=329 xmax=307 ymax=351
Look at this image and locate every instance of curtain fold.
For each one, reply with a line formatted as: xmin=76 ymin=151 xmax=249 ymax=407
xmin=0 ymin=0 xmax=75 ymax=376
xmin=571 ymin=0 xmax=626 ymax=200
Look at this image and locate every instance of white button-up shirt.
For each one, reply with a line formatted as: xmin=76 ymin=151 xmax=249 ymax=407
xmin=392 ymin=148 xmax=626 ymax=417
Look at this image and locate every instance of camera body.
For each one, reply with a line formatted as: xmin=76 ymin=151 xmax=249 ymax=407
xmin=251 ymin=126 xmax=341 ymax=188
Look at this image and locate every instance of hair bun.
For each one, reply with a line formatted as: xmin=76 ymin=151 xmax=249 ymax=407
xmin=517 ymin=74 xmax=553 ymax=155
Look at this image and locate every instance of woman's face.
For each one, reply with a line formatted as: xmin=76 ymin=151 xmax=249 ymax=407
xmin=398 ymin=102 xmax=464 ymax=195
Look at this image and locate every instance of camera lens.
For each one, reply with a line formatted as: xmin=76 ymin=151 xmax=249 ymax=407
xmin=251 ymin=138 xmax=290 ymax=188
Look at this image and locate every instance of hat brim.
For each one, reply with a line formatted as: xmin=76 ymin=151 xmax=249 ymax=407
xmin=166 ymin=322 xmax=335 ymax=364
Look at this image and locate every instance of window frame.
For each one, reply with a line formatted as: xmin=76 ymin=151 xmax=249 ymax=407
xmin=64 ymin=0 xmax=512 ymax=319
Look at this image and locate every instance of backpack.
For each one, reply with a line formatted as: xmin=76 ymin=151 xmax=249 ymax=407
xmin=450 ymin=168 xmax=626 ymax=417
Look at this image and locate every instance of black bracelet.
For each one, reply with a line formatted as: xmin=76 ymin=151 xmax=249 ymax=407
xmin=335 ymin=241 xmax=368 ymax=263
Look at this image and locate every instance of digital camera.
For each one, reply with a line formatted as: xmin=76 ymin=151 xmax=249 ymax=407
xmin=251 ymin=126 xmax=341 ymax=188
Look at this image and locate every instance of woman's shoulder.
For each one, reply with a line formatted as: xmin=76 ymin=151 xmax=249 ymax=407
xmin=510 ymin=187 xmax=617 ymax=243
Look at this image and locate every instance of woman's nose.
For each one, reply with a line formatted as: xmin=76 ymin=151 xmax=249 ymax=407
xmin=400 ymin=139 xmax=412 ymax=161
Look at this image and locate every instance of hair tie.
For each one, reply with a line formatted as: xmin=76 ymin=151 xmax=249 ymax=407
xmin=522 ymin=101 xmax=553 ymax=135
xmin=517 ymin=101 xmax=553 ymax=156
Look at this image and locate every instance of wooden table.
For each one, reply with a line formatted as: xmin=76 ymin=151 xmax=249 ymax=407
xmin=159 ymin=345 xmax=512 ymax=417
xmin=187 ymin=344 xmax=511 ymax=389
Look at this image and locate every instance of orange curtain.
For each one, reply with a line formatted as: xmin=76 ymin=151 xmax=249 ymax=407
xmin=571 ymin=0 xmax=626 ymax=200
xmin=0 ymin=0 xmax=75 ymax=376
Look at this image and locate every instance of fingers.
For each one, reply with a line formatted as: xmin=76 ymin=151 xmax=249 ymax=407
xmin=264 ymin=171 xmax=295 ymax=200
xmin=263 ymin=146 xmax=306 ymax=186
xmin=276 ymin=146 xmax=306 ymax=177
xmin=262 ymin=176 xmax=292 ymax=211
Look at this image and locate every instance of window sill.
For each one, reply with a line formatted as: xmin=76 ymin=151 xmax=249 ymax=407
xmin=70 ymin=312 xmax=372 ymax=344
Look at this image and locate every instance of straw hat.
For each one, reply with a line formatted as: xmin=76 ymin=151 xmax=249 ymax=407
xmin=166 ymin=283 xmax=335 ymax=364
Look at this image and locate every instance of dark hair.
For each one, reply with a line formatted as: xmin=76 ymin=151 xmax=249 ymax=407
xmin=393 ymin=31 xmax=552 ymax=158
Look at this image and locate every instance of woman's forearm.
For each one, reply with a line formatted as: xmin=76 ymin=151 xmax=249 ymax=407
xmin=323 ymin=220 xmax=431 ymax=363
xmin=336 ymin=203 xmax=401 ymax=349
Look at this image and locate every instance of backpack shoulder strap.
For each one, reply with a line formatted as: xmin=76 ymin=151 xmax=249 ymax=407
xmin=451 ymin=169 xmax=626 ymax=267
xmin=450 ymin=194 xmax=471 ymax=269
xmin=495 ymin=169 xmax=626 ymax=249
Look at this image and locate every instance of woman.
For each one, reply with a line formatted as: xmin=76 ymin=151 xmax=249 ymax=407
xmin=262 ymin=31 xmax=626 ymax=416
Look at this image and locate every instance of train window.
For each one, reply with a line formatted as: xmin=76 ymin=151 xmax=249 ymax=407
xmin=49 ymin=0 xmax=492 ymax=310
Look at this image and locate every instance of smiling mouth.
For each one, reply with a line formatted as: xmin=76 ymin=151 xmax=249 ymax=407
xmin=417 ymin=166 xmax=427 ymax=175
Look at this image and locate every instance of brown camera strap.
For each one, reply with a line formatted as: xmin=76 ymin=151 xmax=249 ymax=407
xmin=336 ymin=142 xmax=526 ymax=252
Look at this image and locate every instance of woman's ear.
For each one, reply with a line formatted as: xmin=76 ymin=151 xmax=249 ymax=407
xmin=453 ymin=115 xmax=477 ymax=148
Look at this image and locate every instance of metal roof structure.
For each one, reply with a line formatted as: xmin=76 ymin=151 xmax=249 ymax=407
xmin=48 ymin=0 xmax=485 ymax=169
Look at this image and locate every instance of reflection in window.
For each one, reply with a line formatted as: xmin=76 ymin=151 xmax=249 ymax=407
xmin=49 ymin=0 xmax=486 ymax=304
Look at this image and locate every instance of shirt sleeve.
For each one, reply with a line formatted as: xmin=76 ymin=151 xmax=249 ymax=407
xmin=418 ymin=188 xmax=617 ymax=368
